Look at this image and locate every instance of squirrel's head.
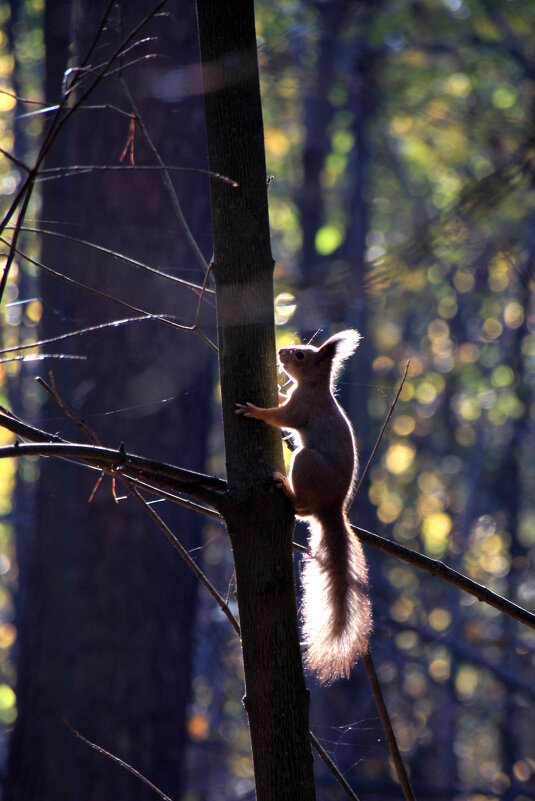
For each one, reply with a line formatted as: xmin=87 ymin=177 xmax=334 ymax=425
xmin=278 ymin=329 xmax=361 ymax=386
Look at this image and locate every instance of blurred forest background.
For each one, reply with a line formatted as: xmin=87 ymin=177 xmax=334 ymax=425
xmin=0 ymin=0 xmax=534 ymax=799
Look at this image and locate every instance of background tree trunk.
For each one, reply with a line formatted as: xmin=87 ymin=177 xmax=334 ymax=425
xmin=6 ymin=2 xmax=214 ymax=799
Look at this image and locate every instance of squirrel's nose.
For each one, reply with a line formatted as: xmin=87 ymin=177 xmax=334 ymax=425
xmin=279 ymin=350 xmax=289 ymax=363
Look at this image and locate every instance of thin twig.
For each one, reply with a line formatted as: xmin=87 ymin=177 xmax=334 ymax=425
xmin=0 ymin=0 xmax=168 ymax=302
xmin=66 ymin=50 xmax=160 ymax=86
xmin=193 ymin=263 xmax=213 ymax=330
xmin=310 ymin=732 xmax=361 ymax=801
xmin=72 ymin=0 xmax=117 ymax=88
xmin=0 ymin=315 xmax=176 ymax=356
xmin=10 ymin=226 xmax=216 ymax=295
xmin=0 ymin=88 xmax=49 ymax=106
xmin=350 ymin=360 xmax=410 ymax=508
xmin=122 ymin=477 xmax=223 ymax=520
xmin=37 ymin=372 xmax=100 ymax=445
xmin=1 ymin=239 xmax=218 ymax=348
xmin=36 ymin=163 xmax=238 ymax=185
xmin=125 ymin=480 xmax=239 ymax=634
xmin=0 ymin=146 xmax=31 ymax=172
xmin=363 ymin=652 xmax=416 ymax=801
xmin=0 ymin=353 xmax=85 ymax=364
xmin=345 ymin=365 xmax=415 ymax=797
xmin=120 ymin=76 xmax=212 ymax=277
xmin=63 ymin=719 xmax=175 ymax=801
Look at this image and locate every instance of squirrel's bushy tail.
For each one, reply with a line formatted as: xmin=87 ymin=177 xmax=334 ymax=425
xmin=302 ymin=510 xmax=372 ymax=684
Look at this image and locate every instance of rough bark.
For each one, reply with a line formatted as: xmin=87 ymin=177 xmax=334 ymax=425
xmin=196 ymin=2 xmax=316 ymax=799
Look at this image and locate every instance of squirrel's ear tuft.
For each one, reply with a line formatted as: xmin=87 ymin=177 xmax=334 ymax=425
xmin=315 ymin=329 xmax=361 ymax=377
xmin=328 ymin=329 xmax=361 ymax=360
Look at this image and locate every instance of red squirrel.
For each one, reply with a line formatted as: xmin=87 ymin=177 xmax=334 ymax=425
xmin=236 ymin=329 xmax=372 ymax=683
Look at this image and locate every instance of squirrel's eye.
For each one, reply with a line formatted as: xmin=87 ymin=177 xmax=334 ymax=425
xmin=295 ymin=350 xmax=304 ymax=359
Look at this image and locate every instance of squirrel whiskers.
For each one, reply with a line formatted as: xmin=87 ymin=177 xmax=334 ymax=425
xmin=236 ymin=329 xmax=372 ymax=683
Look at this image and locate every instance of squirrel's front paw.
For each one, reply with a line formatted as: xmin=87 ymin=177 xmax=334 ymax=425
xmin=235 ymin=402 xmax=254 ymax=416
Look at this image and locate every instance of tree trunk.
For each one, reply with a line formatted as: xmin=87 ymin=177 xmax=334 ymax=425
xmin=6 ymin=3 xmax=213 ymax=799
xmin=196 ymin=2 xmax=316 ymax=799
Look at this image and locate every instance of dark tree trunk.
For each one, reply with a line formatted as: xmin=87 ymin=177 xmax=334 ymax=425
xmin=196 ymin=2 xmax=316 ymax=799
xmin=6 ymin=2 xmax=214 ymax=799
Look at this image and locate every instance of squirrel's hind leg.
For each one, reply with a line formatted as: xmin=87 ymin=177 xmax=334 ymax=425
xmin=274 ymin=471 xmax=311 ymax=517
xmin=273 ymin=471 xmax=294 ymax=499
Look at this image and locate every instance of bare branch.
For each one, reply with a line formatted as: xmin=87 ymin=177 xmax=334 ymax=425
xmin=126 ymin=480 xmax=239 ymax=634
xmin=0 ymin=353 xmax=86 ymax=365
xmin=0 ymin=238 xmax=215 ymax=343
xmin=0 ymin=315 xmax=177 ymax=357
xmin=36 ymin=372 xmax=100 ymax=445
xmin=11 ymin=225 xmax=216 ymax=296
xmin=363 ymin=652 xmax=416 ymax=801
xmin=0 ymin=408 xmax=227 ymax=508
xmin=64 ymin=719 xmax=176 ymax=801
xmin=120 ymin=76 xmax=212 ymax=276
xmin=350 ymin=361 xmax=410 ymax=508
xmin=35 ymin=164 xmax=237 ymax=186
xmin=0 ymin=440 xmax=226 ymax=501
xmin=0 ymin=0 xmax=169 ymax=302
xmin=0 ymin=406 xmax=221 ymax=520
xmin=310 ymin=733 xmax=361 ymax=801
xmin=354 ymin=524 xmax=535 ymax=631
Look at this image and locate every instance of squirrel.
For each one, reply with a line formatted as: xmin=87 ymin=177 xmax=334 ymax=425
xmin=236 ymin=329 xmax=372 ymax=683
